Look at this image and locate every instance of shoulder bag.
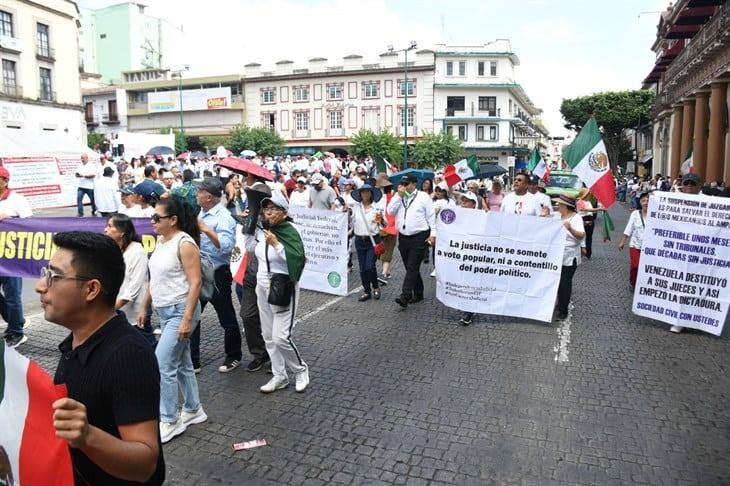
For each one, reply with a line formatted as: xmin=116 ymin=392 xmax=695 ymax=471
xmin=265 ymin=242 xmax=294 ymax=306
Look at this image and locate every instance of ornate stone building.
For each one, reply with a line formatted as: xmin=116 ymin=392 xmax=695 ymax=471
xmin=643 ymin=0 xmax=729 ymax=184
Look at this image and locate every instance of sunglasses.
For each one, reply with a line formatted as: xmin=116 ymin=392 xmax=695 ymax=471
xmin=682 ymin=181 xmax=697 ymax=186
xmin=151 ymin=214 xmax=173 ymax=223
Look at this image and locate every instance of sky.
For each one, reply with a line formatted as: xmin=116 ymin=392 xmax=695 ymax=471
xmin=79 ymin=0 xmax=671 ymax=136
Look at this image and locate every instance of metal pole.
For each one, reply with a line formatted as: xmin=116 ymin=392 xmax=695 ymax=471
xmin=178 ymin=74 xmax=185 ymax=151
xmin=403 ymin=49 xmax=408 ymax=169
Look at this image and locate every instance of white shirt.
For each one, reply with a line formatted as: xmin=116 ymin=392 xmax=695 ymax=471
xmin=559 ymin=212 xmax=585 ymax=266
xmin=148 ymin=232 xmax=197 ymax=307
xmin=75 ymin=161 xmax=99 ymax=189
xmin=245 ymin=229 xmax=288 ymax=286
xmin=387 ymin=190 xmax=436 ymax=237
xmin=102 ymin=160 xmax=119 ymax=186
xmin=500 ymin=192 xmax=539 ymax=215
xmin=117 ymin=241 xmax=148 ymax=320
xmin=94 ymin=177 xmax=122 ymax=213
xmin=119 ymin=204 xmax=144 ymax=217
xmin=289 ymin=188 xmax=310 ymax=207
xmin=433 ymin=198 xmax=455 ymax=214
xmin=0 ymin=190 xmax=33 ymax=218
xmin=623 ymin=210 xmax=646 ymax=249
xmin=352 ymin=202 xmax=382 ymax=236
xmin=531 ymin=191 xmax=553 ymax=214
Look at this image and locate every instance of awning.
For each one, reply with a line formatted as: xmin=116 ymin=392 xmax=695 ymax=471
xmin=676 ymin=6 xmax=717 ymax=25
xmin=687 ymin=0 xmax=723 ymax=7
xmin=642 ymin=41 xmax=685 ymax=84
xmin=666 ymin=23 xmax=703 ymax=39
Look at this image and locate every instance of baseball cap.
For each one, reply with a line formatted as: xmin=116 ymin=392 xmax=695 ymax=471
xmin=261 ymin=190 xmax=290 ymax=211
xmin=400 ymin=174 xmax=418 ymax=185
xmin=119 ymin=185 xmax=135 ymax=195
xmin=461 ymin=192 xmax=479 ymax=205
xmin=310 ymin=173 xmax=325 ymax=185
xmin=297 ymin=176 xmax=307 ymax=183
xmin=0 ymin=166 xmax=9 ymax=180
xmin=528 ymin=174 xmax=540 ymax=185
xmin=681 ymin=173 xmax=700 ymax=185
xmin=133 ymin=180 xmax=163 ymax=200
xmin=197 ymin=177 xmax=224 ymax=197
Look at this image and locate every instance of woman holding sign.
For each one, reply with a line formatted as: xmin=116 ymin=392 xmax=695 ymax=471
xmin=553 ymin=194 xmax=585 ymax=321
xmin=618 ymin=192 xmax=649 ymax=291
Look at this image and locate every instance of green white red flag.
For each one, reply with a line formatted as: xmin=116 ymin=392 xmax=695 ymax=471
xmin=527 ymin=147 xmax=550 ymax=182
xmin=444 ymin=155 xmax=479 ymax=186
xmin=680 ymin=145 xmax=694 ymax=175
xmin=0 ymin=341 xmax=74 ymax=486
xmin=562 ymin=117 xmax=616 ymax=207
xmin=374 ymin=155 xmax=398 ymax=176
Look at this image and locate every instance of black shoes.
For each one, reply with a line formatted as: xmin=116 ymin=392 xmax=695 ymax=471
xmin=218 ymin=358 xmax=240 ymax=373
xmin=395 ymin=295 xmax=409 ymax=308
xmin=246 ymin=357 xmax=270 ymax=372
xmin=459 ymin=316 xmax=472 ymax=326
xmin=373 ymin=289 xmax=381 ymax=300
xmin=358 ymin=293 xmax=372 ymax=302
xmin=411 ymin=294 xmax=424 ymax=304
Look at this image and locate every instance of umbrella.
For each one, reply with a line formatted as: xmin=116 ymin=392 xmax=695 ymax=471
xmin=191 ymin=150 xmax=207 ymax=159
xmin=388 ymin=168 xmax=435 ymax=189
xmin=217 ymin=157 xmax=274 ymax=181
xmin=176 ymin=151 xmax=190 ymax=160
xmin=240 ymin=149 xmax=257 ymax=158
xmin=479 ymin=163 xmax=507 ymax=179
xmin=146 ymin=146 xmax=175 ymax=156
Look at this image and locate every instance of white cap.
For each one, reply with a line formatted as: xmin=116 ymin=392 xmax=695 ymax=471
xmin=461 ymin=192 xmax=479 ymax=205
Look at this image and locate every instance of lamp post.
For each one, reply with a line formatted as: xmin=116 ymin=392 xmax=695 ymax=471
xmin=388 ymin=41 xmax=417 ymax=169
xmin=171 ymin=65 xmax=189 ymax=151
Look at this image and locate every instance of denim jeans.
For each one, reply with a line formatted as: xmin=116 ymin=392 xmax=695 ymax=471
xmin=154 ymin=301 xmax=201 ymax=423
xmin=355 ymin=236 xmax=379 ymax=293
xmin=0 ymin=277 xmax=25 ymax=336
xmin=76 ymin=187 xmax=96 ymax=216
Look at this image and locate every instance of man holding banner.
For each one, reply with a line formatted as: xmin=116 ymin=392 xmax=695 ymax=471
xmin=0 ymin=166 xmax=32 ymax=348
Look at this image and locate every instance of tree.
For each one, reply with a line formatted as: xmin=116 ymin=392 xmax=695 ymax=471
xmin=158 ymin=127 xmax=187 ymax=153
xmin=200 ymin=135 xmax=231 ymax=152
xmin=86 ymin=132 xmax=106 ymax=150
xmin=348 ymin=130 xmax=403 ymax=166
xmin=228 ymin=125 xmax=285 ymax=156
xmin=560 ymin=90 xmax=655 ymax=170
xmin=411 ymin=131 xmax=463 ymax=169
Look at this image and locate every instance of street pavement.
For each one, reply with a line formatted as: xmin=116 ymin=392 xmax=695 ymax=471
xmin=7 ymin=204 xmax=730 ymax=485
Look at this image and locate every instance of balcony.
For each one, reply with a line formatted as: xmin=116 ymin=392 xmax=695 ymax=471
xmin=39 ymin=90 xmax=56 ymax=102
xmin=36 ymin=46 xmax=55 ymax=62
xmin=0 ymin=84 xmax=22 ymax=98
xmin=445 ymin=107 xmax=499 ymax=118
xmin=102 ymin=113 xmax=120 ymax=125
xmin=326 ymin=127 xmax=344 ymax=137
xmin=396 ymin=126 xmax=418 ymax=136
xmin=0 ymin=35 xmax=22 ymax=54
xmin=293 ymin=129 xmax=311 ymax=138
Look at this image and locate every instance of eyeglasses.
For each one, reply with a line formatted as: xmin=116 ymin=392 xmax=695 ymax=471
xmin=40 ymin=267 xmax=93 ymax=289
xmin=682 ymin=181 xmax=697 ymax=186
xmin=151 ymin=214 xmax=173 ymax=223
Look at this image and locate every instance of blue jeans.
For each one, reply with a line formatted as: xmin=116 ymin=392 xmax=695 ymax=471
xmin=0 ymin=277 xmax=25 ymax=336
xmin=355 ymin=236 xmax=379 ymax=293
xmin=76 ymin=187 xmax=96 ymax=216
xmin=154 ymin=301 xmax=201 ymax=423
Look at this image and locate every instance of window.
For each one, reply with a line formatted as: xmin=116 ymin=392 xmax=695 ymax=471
xmin=2 ymin=59 xmax=16 ymax=89
xmin=37 ymin=23 xmax=50 ymax=57
xmin=446 ymin=61 xmax=453 ymax=76
xmin=261 ymin=112 xmax=276 ymax=129
xmin=39 ymin=67 xmax=52 ymax=101
xmin=478 ymin=96 xmax=497 ymax=116
xmin=458 ymin=61 xmax=466 ymax=76
xmin=293 ymin=85 xmax=309 ymax=102
xmin=490 ymin=61 xmax=497 ymax=76
xmin=84 ymin=101 xmax=94 ymax=121
xmin=327 ymin=83 xmax=343 ymax=100
xmin=0 ymin=11 xmax=12 ymax=37
xmin=330 ymin=110 xmax=343 ymax=129
xmin=478 ymin=61 xmax=485 ymax=76
xmin=261 ymin=88 xmax=275 ymax=104
xmin=362 ymin=81 xmax=379 ymax=98
xmin=294 ymin=111 xmax=309 ymax=130
xmin=446 ymin=96 xmax=465 ymax=115
xmin=400 ymin=107 xmax=415 ymax=127
xmin=508 ymin=99 xmax=512 ymax=114
xmin=477 ymin=125 xmax=498 ymax=141
xmin=398 ymin=79 xmax=415 ymax=97
xmin=447 ymin=125 xmax=467 ymax=141
xmin=108 ymin=99 xmax=118 ymax=120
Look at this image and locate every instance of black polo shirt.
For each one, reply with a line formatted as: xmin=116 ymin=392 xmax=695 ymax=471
xmin=54 ymin=313 xmax=165 ymax=485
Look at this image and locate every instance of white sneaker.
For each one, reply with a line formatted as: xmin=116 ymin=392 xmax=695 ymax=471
xmin=259 ymin=376 xmax=289 ymax=393
xmin=159 ymin=418 xmax=187 ymax=443
xmin=430 ymin=269 xmax=436 ymax=278
xmin=294 ymin=366 xmax=310 ymax=393
xmin=181 ymin=407 xmax=208 ymax=426
xmin=669 ymin=325 xmax=684 ymax=333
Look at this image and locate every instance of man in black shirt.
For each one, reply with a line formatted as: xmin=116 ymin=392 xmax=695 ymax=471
xmin=36 ymin=231 xmax=164 ymax=485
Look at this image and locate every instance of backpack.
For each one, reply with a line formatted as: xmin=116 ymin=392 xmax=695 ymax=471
xmin=177 ymin=236 xmax=217 ymax=302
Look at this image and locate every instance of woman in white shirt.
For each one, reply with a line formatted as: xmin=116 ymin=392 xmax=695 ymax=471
xmin=288 ymin=177 xmax=311 ymax=207
xmin=553 ymin=194 xmax=585 ymax=320
xmin=618 ymin=192 xmax=649 ymax=290
xmin=351 ymin=184 xmax=385 ymax=301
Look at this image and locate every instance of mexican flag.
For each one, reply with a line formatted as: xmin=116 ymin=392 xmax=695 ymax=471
xmin=527 ymin=147 xmax=550 ymax=182
xmin=563 ymin=117 xmax=616 ymax=208
xmin=680 ymin=145 xmax=694 ymax=175
xmin=0 ymin=342 xmax=74 ymax=485
xmin=444 ymin=155 xmax=479 ymax=186
xmin=373 ymin=155 xmax=397 ymax=176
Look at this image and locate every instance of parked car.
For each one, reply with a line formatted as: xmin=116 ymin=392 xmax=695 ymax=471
xmin=544 ymin=170 xmax=584 ymax=199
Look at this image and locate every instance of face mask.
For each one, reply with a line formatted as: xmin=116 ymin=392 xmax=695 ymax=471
xmin=403 ymin=190 xmax=412 ymax=199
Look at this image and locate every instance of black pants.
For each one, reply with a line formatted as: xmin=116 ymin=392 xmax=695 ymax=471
xmin=191 ymin=265 xmax=242 ymax=366
xmin=557 ymin=260 xmax=578 ymax=315
xmin=397 ymin=230 xmax=430 ymax=300
xmin=583 ymin=217 xmax=594 ymax=259
xmin=240 ymin=281 xmax=268 ymax=361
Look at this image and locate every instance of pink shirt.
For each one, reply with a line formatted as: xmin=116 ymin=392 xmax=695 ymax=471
xmin=487 ymin=192 xmax=504 ymax=211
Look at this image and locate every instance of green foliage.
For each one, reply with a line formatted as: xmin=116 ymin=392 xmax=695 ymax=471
xmin=200 ymin=135 xmax=232 ymax=151
xmin=86 ymin=132 xmax=106 ymax=150
xmin=228 ymin=125 xmax=285 ymax=156
xmin=157 ymin=126 xmax=187 ymax=153
xmin=411 ymin=131 xmax=463 ymax=169
xmin=560 ymin=90 xmax=655 ymax=169
xmin=348 ymin=130 xmax=403 ymax=166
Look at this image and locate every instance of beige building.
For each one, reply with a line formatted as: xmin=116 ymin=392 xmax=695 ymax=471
xmin=643 ymin=1 xmax=729 ymax=184
xmin=243 ymin=51 xmax=435 ymax=155
xmin=0 ymin=0 xmax=84 ymax=140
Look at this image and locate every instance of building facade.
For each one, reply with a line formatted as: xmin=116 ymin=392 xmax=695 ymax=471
xmin=432 ymin=41 xmax=545 ymax=170
xmin=0 ymin=0 xmax=84 ymax=140
xmin=82 ymin=85 xmax=128 ymax=136
xmin=643 ymin=0 xmax=729 ymax=184
xmin=243 ymin=51 xmax=434 ymax=155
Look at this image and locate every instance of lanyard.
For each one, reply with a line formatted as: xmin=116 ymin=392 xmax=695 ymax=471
xmin=402 ymin=190 xmax=418 ymax=231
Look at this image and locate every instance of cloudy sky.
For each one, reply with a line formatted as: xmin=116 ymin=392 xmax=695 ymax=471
xmin=80 ymin=0 xmax=671 ymax=136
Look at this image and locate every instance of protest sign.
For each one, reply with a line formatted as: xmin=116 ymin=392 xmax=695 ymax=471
xmin=0 ymin=217 xmax=156 ymax=278
xmin=632 ymin=193 xmax=730 ymax=335
xmin=289 ymin=206 xmax=348 ymax=296
xmin=435 ymin=208 xmax=564 ymax=322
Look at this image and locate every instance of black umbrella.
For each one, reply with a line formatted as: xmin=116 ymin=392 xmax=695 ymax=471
xmin=146 ymin=146 xmax=175 ymax=156
xmin=479 ymin=163 xmax=507 ymax=179
xmin=191 ymin=150 xmax=207 ymax=158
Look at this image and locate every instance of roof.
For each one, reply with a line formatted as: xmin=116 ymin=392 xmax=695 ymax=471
xmin=82 ymin=85 xmax=118 ymax=95
xmin=122 ymin=73 xmax=241 ymax=90
xmin=435 ymin=51 xmax=520 ymax=65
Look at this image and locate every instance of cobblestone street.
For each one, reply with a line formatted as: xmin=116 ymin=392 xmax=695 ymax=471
xmin=13 ymin=204 xmax=730 ymax=485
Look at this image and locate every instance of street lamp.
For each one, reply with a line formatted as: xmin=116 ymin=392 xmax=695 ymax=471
xmin=388 ymin=41 xmax=418 ymax=169
xmin=170 ymin=65 xmax=189 ymax=151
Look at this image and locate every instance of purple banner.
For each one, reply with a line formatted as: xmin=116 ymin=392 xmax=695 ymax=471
xmin=0 ymin=217 xmax=156 ymax=278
